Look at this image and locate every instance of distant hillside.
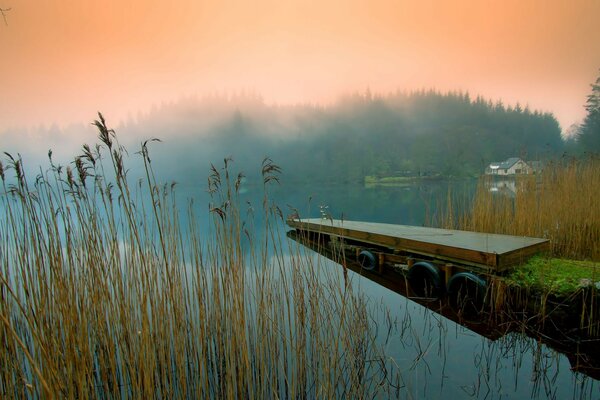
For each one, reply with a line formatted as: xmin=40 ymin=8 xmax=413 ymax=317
xmin=130 ymin=90 xmax=563 ymax=183
xmin=0 ymin=90 xmax=565 ymax=184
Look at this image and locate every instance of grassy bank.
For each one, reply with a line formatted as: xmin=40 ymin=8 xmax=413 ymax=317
xmin=0 ymin=115 xmax=397 ymax=398
xmin=504 ymin=256 xmax=599 ymax=295
xmin=364 ymin=174 xmax=442 ymax=186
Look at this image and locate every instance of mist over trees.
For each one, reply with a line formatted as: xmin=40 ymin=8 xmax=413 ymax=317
xmin=0 ymin=90 xmax=565 ymax=184
xmin=131 ymin=90 xmax=563 ymax=183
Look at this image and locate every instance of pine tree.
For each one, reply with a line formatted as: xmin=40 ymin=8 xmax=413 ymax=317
xmin=578 ymin=70 xmax=600 ymax=153
xmin=0 ymin=5 xmax=9 ymax=25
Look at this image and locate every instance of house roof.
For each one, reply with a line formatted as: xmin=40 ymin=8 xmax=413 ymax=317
xmin=489 ymin=157 xmax=522 ymax=170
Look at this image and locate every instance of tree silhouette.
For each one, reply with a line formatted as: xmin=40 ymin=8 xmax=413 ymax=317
xmin=578 ymin=70 xmax=600 ymax=153
xmin=0 ymin=7 xmax=10 ymax=25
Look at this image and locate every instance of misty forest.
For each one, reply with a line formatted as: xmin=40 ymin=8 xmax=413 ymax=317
xmin=3 ymin=89 xmax=584 ymax=183
xmin=139 ymin=90 xmax=568 ymax=182
xmin=152 ymin=76 xmax=600 ymax=182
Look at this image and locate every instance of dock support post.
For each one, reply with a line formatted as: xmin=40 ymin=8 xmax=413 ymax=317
xmin=444 ymin=264 xmax=453 ymax=286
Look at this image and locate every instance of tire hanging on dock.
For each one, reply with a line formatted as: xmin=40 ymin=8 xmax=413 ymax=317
xmin=358 ymin=250 xmax=377 ymax=271
xmin=447 ymin=272 xmax=487 ymax=315
xmin=407 ymin=261 xmax=444 ymax=298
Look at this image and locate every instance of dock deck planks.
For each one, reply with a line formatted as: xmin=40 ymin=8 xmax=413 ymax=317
xmin=286 ymin=218 xmax=549 ymax=271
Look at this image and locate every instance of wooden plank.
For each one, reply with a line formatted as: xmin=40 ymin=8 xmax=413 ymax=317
xmin=497 ymin=240 xmax=551 ymax=272
xmin=287 ymin=218 xmax=549 ymax=270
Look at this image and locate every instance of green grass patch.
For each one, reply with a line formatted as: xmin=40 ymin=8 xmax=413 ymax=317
xmin=364 ymin=175 xmax=440 ymax=185
xmin=364 ymin=175 xmax=412 ymax=184
xmin=504 ymin=256 xmax=600 ymax=295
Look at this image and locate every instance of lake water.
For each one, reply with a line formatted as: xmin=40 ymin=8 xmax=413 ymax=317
xmin=252 ymin=180 xmax=598 ymax=399
xmin=1 ymin=175 xmax=597 ymax=398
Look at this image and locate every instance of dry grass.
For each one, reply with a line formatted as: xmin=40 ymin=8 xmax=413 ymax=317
xmin=0 ymin=114 xmax=394 ymax=398
xmin=435 ymin=160 xmax=600 ymax=335
xmin=440 ymin=158 xmax=600 ymax=261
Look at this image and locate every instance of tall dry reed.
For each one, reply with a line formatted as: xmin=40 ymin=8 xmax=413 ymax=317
xmin=0 ymin=114 xmax=393 ymax=398
xmin=440 ymin=158 xmax=600 ymax=261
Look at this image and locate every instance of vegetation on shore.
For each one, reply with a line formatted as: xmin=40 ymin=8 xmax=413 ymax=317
xmin=0 ymin=115 xmax=400 ymax=398
xmin=364 ymin=174 xmax=443 ymax=185
xmin=441 ymin=157 xmax=600 ymax=262
xmin=438 ymin=158 xmax=600 ymax=299
xmin=504 ymin=256 xmax=599 ymax=296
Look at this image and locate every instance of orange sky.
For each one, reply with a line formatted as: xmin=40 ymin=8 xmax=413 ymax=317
xmin=1 ymin=0 xmax=599 ymax=133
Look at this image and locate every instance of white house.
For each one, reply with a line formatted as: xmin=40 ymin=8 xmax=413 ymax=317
xmin=485 ymin=158 xmax=533 ymax=175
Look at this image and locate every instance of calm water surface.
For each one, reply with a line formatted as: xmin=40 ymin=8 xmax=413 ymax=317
xmin=3 ymin=176 xmax=596 ymax=398
xmin=233 ymin=179 xmax=597 ymax=400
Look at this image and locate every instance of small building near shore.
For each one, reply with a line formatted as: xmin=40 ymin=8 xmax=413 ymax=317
xmin=485 ymin=158 xmax=534 ymax=175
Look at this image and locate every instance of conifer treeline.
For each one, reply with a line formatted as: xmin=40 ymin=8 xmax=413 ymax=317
xmin=138 ymin=90 xmax=562 ymax=183
xmin=3 ymin=90 xmax=565 ymax=183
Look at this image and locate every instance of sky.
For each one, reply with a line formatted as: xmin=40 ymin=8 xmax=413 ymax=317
xmin=1 ymin=0 xmax=600 ymax=134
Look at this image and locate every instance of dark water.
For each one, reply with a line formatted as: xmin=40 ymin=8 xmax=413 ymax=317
xmin=3 ymin=175 xmax=597 ymax=398
xmin=257 ymin=180 xmax=598 ymax=400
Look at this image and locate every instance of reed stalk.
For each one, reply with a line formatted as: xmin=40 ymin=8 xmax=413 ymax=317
xmin=0 ymin=115 xmax=391 ymax=398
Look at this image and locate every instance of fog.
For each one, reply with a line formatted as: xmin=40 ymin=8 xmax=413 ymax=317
xmin=0 ymin=90 xmax=565 ymax=186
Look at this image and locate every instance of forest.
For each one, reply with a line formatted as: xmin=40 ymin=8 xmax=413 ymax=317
xmin=0 ymin=90 xmax=570 ymax=184
xmin=128 ymin=90 xmax=565 ymax=183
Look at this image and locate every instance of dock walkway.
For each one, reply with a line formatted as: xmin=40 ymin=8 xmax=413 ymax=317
xmin=287 ymin=218 xmax=549 ymax=272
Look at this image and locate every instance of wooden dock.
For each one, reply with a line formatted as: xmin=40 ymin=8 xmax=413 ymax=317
xmin=286 ymin=218 xmax=549 ymax=272
xmin=286 ymin=229 xmax=600 ymax=380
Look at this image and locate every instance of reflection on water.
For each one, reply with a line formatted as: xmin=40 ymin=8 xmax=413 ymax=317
xmin=1 ymin=175 xmax=597 ymax=398
xmin=278 ymin=181 xmax=598 ymax=399
xmin=286 ymin=230 xmax=599 ymax=399
xmin=178 ymin=179 xmax=598 ymax=398
xmin=486 ymin=179 xmax=518 ymax=197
